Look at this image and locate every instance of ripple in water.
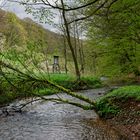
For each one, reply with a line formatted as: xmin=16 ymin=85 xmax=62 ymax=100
xmin=0 ymin=88 xmax=127 ymax=140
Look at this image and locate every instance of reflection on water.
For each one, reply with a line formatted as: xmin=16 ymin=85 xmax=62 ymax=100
xmin=0 ymin=88 xmax=127 ymax=140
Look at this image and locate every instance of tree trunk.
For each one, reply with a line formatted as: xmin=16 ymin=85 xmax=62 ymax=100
xmin=63 ymin=35 xmax=68 ymax=74
xmin=61 ymin=0 xmax=81 ymax=80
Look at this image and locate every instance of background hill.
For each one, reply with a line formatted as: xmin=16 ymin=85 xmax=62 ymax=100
xmin=0 ymin=9 xmax=64 ymax=54
xmin=0 ymin=9 xmax=75 ymax=72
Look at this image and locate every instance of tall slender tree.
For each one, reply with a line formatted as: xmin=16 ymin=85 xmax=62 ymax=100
xmin=7 ymin=0 xmax=111 ymax=80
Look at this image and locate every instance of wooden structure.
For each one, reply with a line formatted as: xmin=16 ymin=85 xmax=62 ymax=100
xmin=52 ymin=56 xmax=60 ymax=73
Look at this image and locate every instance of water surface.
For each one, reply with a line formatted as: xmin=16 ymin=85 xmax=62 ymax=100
xmin=0 ymin=88 xmax=126 ymax=140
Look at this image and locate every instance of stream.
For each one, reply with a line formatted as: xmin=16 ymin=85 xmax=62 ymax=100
xmin=0 ymin=88 xmax=127 ymax=140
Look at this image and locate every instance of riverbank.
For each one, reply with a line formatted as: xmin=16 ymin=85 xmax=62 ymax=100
xmin=0 ymin=74 xmax=101 ymax=106
xmin=1 ymin=72 xmax=140 ymax=139
xmin=96 ymin=85 xmax=140 ymax=140
xmin=0 ymin=85 xmax=140 ymax=139
xmin=0 ymin=88 xmax=128 ymax=140
xmin=107 ymin=100 xmax=140 ymax=140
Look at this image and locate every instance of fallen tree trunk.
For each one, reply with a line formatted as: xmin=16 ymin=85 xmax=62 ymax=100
xmin=0 ymin=60 xmax=96 ymax=110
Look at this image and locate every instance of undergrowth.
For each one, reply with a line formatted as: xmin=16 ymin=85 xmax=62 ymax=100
xmin=96 ymin=85 xmax=140 ymax=118
xmin=0 ymin=73 xmax=102 ymax=105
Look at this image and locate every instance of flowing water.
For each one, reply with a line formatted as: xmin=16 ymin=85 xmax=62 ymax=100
xmin=0 ymin=88 xmax=127 ymax=140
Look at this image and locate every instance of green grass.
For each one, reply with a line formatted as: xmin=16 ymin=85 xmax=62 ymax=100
xmin=49 ymin=74 xmax=102 ymax=89
xmin=48 ymin=74 xmax=75 ymax=89
xmin=35 ymin=73 xmax=102 ymax=89
xmin=96 ymin=85 xmax=140 ymax=118
xmin=81 ymin=76 xmax=102 ymax=88
xmin=34 ymin=88 xmax=59 ymax=96
xmin=0 ymin=73 xmax=102 ymax=105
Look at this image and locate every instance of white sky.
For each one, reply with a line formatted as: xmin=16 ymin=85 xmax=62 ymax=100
xmin=1 ymin=0 xmax=60 ymax=32
xmin=0 ymin=0 xmax=85 ymax=38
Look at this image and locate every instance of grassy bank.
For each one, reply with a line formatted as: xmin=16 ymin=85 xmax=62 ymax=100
xmin=96 ymin=85 xmax=140 ymax=139
xmin=96 ymin=85 xmax=140 ymax=118
xmin=0 ymin=73 xmax=101 ymax=105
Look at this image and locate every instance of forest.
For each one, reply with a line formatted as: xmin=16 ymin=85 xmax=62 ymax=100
xmin=0 ymin=0 xmax=140 ymax=139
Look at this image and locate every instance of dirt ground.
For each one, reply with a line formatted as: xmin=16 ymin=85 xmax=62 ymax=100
xmin=107 ymin=100 xmax=140 ymax=140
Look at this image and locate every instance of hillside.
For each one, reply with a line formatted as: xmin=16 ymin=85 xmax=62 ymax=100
xmin=22 ymin=17 xmax=64 ymax=55
xmin=0 ymin=9 xmax=86 ymax=74
xmin=0 ymin=9 xmax=65 ymax=56
xmin=0 ymin=9 xmax=71 ymax=72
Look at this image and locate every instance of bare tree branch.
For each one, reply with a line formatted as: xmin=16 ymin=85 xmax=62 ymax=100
xmin=8 ymin=0 xmax=100 ymax=11
xmin=68 ymin=0 xmax=109 ymax=24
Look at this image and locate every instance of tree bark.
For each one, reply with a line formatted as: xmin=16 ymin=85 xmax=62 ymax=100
xmin=60 ymin=0 xmax=81 ymax=80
